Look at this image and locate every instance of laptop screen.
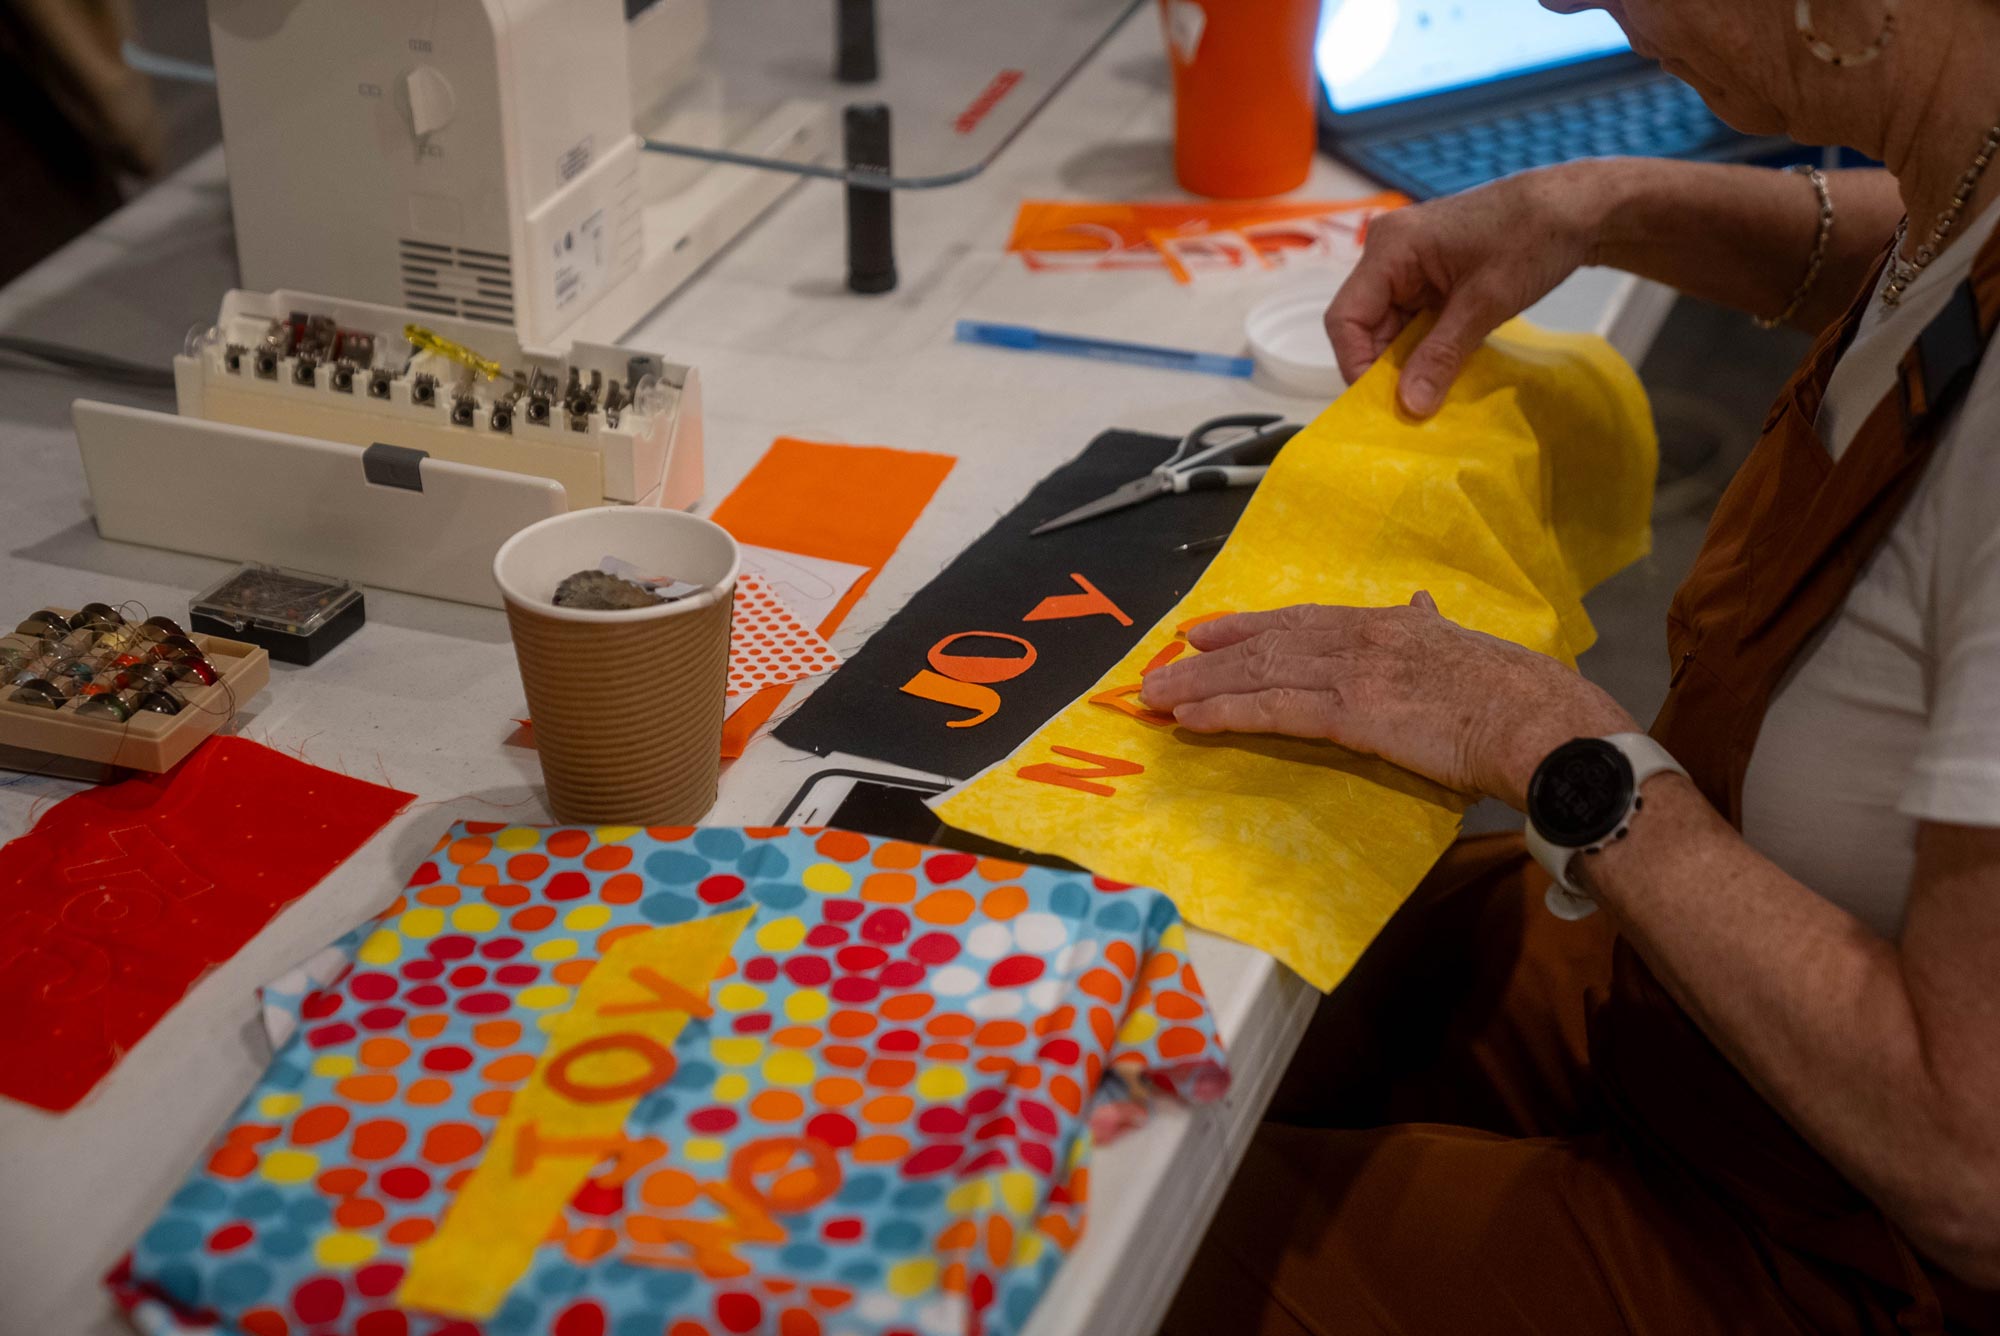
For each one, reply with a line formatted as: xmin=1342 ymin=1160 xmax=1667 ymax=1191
xmin=1318 ymin=0 xmax=1631 ymax=114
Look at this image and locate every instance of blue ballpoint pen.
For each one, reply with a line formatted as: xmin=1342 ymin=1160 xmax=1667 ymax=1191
xmin=954 ymin=319 xmax=1255 ymax=379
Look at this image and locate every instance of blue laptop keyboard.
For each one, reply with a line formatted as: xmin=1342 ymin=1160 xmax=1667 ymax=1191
xmin=1356 ymin=76 xmax=1739 ymax=198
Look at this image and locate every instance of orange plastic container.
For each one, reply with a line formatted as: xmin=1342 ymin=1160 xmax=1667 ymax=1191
xmin=1161 ymin=0 xmax=1323 ymax=199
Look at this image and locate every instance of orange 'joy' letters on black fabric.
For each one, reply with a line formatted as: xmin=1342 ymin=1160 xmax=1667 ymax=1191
xmin=776 ymin=430 xmax=1254 ymax=778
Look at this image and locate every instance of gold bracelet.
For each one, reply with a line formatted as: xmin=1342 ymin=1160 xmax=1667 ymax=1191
xmin=1757 ymin=164 xmax=1834 ymax=330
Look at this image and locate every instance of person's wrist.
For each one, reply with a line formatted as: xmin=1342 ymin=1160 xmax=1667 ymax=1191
xmin=1488 ymin=696 xmax=1640 ymax=810
xmin=1572 ymin=769 xmax=1701 ymax=897
xmin=1562 ymin=156 xmax=1655 ymax=270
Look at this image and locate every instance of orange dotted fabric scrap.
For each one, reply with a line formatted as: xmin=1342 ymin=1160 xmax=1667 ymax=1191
xmin=728 ymin=575 xmax=843 ymax=700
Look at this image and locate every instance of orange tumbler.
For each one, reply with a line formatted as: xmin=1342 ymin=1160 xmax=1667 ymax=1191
xmin=1161 ymin=0 xmax=1323 ymax=199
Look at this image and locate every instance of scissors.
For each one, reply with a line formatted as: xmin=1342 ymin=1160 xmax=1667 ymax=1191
xmin=1030 ymin=412 xmax=1301 ymax=537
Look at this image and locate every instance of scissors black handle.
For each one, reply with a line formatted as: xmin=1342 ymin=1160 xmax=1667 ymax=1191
xmin=1193 ymin=412 xmax=1287 ymax=434
xmin=1226 ymin=421 xmax=1302 ymax=466
xmin=1179 ymin=414 xmax=1301 ymax=467
xmin=1177 ymin=412 xmax=1283 ymax=460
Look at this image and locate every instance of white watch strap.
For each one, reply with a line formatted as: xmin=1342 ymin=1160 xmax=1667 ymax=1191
xmin=1527 ymin=733 xmax=1689 ymax=919
xmin=1541 ymin=874 xmax=1602 ymax=922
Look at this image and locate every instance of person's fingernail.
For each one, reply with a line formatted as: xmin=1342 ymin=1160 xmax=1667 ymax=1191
xmin=1402 ymin=375 xmax=1437 ymax=415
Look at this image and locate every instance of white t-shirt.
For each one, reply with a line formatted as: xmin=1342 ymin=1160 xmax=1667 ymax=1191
xmin=1739 ymin=200 xmax=2000 ymax=940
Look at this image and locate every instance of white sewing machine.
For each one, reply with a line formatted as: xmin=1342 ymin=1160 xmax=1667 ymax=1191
xmin=205 ymin=0 xmax=829 ymax=353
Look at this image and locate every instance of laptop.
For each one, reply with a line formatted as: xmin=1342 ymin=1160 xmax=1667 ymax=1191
xmin=1315 ymin=0 xmax=1791 ymax=200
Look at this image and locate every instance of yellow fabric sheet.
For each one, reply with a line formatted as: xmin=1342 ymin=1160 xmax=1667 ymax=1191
xmin=398 ymin=908 xmax=753 ymax=1318
xmin=934 ymin=320 xmax=1656 ymax=991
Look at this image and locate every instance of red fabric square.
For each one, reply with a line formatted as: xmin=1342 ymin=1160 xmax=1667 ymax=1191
xmin=0 ymin=738 xmax=412 ymax=1111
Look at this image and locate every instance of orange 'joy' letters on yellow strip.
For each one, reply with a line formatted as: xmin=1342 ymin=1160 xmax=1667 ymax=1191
xmin=396 ymin=908 xmax=753 ymax=1318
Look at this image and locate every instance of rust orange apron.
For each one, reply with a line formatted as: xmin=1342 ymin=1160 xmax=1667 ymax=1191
xmin=1599 ymin=228 xmax=2000 ymax=1331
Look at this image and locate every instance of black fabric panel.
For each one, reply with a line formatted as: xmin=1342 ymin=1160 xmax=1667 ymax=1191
xmin=774 ymin=429 xmax=1252 ymax=779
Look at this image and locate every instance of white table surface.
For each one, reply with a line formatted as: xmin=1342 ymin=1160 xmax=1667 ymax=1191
xmin=0 ymin=13 xmax=1672 ymax=1335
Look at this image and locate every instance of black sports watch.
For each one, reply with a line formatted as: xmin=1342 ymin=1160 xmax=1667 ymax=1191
xmin=1524 ymin=733 xmax=1687 ymax=919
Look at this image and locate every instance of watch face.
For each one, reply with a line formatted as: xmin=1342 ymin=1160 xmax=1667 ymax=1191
xmin=1527 ymin=738 xmax=1635 ymax=847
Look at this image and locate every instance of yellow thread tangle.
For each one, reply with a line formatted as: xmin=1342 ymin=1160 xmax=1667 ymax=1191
xmin=404 ymin=324 xmax=503 ymax=381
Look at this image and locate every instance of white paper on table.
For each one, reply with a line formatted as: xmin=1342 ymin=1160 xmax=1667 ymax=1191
xmin=737 ymin=545 xmax=869 ymax=629
xmin=724 ymin=545 xmax=870 ymax=719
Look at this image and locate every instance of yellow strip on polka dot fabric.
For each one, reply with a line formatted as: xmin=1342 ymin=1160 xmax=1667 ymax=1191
xmin=396 ymin=908 xmax=752 ymax=1318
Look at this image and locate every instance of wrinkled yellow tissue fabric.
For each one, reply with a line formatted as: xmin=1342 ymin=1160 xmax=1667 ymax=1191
xmin=933 ymin=319 xmax=1656 ymax=992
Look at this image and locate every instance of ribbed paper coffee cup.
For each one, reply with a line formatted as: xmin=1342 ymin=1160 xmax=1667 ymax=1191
xmin=493 ymin=508 xmax=739 ymax=825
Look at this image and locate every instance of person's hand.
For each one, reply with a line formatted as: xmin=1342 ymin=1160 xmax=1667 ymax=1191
xmin=1328 ymin=163 xmax=1614 ymax=417
xmin=1137 ymin=594 xmax=1638 ymax=809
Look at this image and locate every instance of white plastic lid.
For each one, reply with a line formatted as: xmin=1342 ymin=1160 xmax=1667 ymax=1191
xmin=1245 ymin=284 xmax=1348 ymax=401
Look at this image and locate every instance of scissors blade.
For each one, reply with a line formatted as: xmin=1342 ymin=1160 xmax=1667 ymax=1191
xmin=1030 ymin=474 xmax=1171 ymax=536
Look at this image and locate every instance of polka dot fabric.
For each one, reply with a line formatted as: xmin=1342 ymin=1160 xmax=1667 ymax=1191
xmin=113 ymin=824 xmax=1228 ymax=1336
xmin=727 ymin=575 xmax=842 ymax=699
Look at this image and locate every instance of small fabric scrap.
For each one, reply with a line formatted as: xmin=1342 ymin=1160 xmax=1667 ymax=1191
xmin=737 ymin=546 xmax=869 ymax=644
xmin=1006 ymin=195 xmax=1405 ymax=282
xmin=113 ymin=822 xmax=1228 ymax=1336
xmin=708 ymin=438 xmax=957 ymax=757
xmin=728 ymin=573 xmax=842 ymax=698
xmin=0 ymin=737 xmax=412 ymax=1112
xmin=934 ymin=319 xmax=1657 ymax=992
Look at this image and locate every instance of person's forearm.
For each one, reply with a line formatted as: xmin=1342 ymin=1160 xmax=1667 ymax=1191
xmin=1577 ymin=776 xmax=2000 ymax=1282
xmin=1580 ymin=158 xmax=1904 ymax=331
